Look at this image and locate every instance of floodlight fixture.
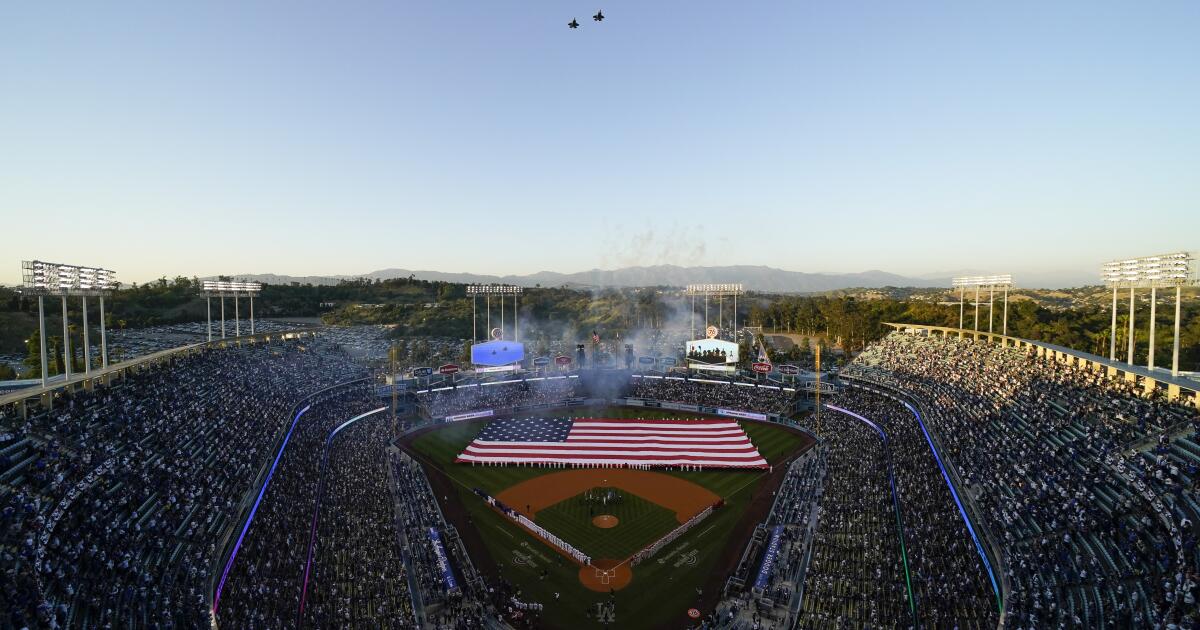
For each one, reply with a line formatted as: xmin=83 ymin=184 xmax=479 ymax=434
xmin=200 ymin=279 xmax=264 ymax=341
xmin=19 ymin=260 xmax=117 ymax=386
xmin=951 ymin=275 xmax=1013 ymax=288
xmin=465 ymin=284 xmax=522 ymax=295
xmin=21 ymin=260 xmax=117 ymax=295
xmin=1101 ymin=251 xmax=1197 ymax=376
xmin=685 ymin=283 xmax=744 ymax=295
xmin=950 ymin=274 xmax=1014 ymax=336
xmin=202 ymin=280 xmax=262 ymax=295
xmin=1101 ymin=252 xmax=1196 ymax=289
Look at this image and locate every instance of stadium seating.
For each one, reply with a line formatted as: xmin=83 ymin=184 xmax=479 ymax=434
xmin=304 ymin=414 xmax=415 ymax=627
xmin=845 ymin=332 xmax=1200 ymax=628
xmin=796 ymin=411 xmax=911 ymax=628
xmin=415 ymin=378 xmax=579 ymax=418
xmin=0 ymin=341 xmax=365 ymax=629
xmin=629 ymin=377 xmax=796 ymax=414
xmin=216 ymin=387 xmax=380 ymax=627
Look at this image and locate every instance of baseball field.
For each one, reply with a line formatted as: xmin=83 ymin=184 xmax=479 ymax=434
xmin=404 ymin=407 xmax=813 ymax=629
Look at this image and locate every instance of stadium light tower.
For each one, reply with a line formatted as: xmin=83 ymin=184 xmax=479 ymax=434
xmin=951 ymin=275 xmax=1014 ymax=336
xmin=684 ymin=284 xmax=744 ymax=340
xmin=201 ymin=281 xmax=262 ymax=342
xmin=1102 ymin=252 xmax=1197 ymax=376
xmin=20 ymin=260 xmax=117 ymax=387
xmin=466 ymin=285 xmax=523 ymax=343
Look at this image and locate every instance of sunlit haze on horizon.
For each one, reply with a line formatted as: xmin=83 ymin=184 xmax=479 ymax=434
xmin=1 ymin=1 xmax=1197 ymax=286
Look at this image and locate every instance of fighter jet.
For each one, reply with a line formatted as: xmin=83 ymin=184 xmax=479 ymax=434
xmin=568 ymin=18 xmax=579 ymax=28
xmin=593 ymin=10 xmax=604 ymax=22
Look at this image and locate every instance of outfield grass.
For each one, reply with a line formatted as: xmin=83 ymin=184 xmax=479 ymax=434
xmin=409 ymin=407 xmax=811 ymax=630
xmin=535 ymin=490 xmax=680 ymax=560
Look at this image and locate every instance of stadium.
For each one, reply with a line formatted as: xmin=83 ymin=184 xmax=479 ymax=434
xmin=1 ymin=264 xmax=1198 ymax=630
xmin=4 ymin=4 xmax=1200 ymax=628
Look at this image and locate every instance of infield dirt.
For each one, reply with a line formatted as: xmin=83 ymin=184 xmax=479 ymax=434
xmin=496 ymin=468 xmax=720 ymax=523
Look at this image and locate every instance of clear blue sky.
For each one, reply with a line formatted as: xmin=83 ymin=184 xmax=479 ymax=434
xmin=2 ymin=1 xmax=1197 ymax=286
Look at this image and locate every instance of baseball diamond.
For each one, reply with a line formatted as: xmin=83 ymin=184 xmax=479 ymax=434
xmin=404 ymin=406 xmax=815 ymax=629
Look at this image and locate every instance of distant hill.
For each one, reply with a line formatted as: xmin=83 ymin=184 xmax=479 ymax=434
xmin=214 ymin=265 xmax=950 ymax=293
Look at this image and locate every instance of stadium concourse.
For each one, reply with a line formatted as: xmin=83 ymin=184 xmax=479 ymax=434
xmin=2 ymin=326 xmax=1199 ymax=629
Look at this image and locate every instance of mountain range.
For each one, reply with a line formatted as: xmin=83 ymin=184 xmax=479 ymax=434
xmin=213 ymin=264 xmax=1095 ymax=292
xmin=214 ymin=265 xmax=946 ymax=292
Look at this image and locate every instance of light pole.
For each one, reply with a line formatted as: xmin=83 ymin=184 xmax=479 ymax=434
xmin=99 ymin=295 xmax=108 ymax=368
xmin=1149 ymin=286 xmax=1157 ymax=371
xmin=1110 ymin=286 xmax=1118 ymax=360
xmin=1173 ymin=286 xmax=1183 ymax=377
xmin=82 ymin=296 xmax=91 ymax=373
xmin=1102 ymin=252 xmax=1197 ymax=375
xmin=958 ymin=285 xmax=965 ymax=330
xmin=19 ymin=261 xmax=116 ymax=385
xmin=202 ymin=281 xmax=262 ymax=341
xmin=953 ymin=275 xmax=1014 ymax=339
xmin=1002 ymin=285 xmax=1009 ymax=337
xmin=973 ymin=285 xmax=980 ymax=332
xmin=685 ymin=284 xmax=744 ymax=341
xmin=466 ymin=284 xmax=523 ymax=344
xmin=1127 ymin=286 xmax=1135 ymax=365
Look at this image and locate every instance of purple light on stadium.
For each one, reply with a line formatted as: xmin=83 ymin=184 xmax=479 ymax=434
xmin=902 ymin=400 xmax=1002 ymax=611
xmin=212 ymin=403 xmax=312 ymax=614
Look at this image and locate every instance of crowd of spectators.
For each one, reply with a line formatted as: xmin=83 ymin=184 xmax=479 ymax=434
xmin=630 ymin=377 xmax=796 ymax=414
xmin=831 ymin=389 xmax=998 ymax=627
xmin=797 ymin=410 xmax=911 ymax=629
xmin=216 ymin=386 xmax=378 ymax=627
xmin=849 ymin=332 xmax=1200 ymax=628
xmin=304 ymin=412 xmax=414 ymax=627
xmin=390 ymin=451 xmax=496 ymax=628
xmin=711 ymin=446 xmax=826 ymax=630
xmin=416 ymin=378 xmax=579 ymax=418
xmin=0 ymin=340 xmax=364 ymax=629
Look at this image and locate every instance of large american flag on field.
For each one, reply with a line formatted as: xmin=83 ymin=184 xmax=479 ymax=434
xmin=454 ymin=417 xmax=768 ymax=469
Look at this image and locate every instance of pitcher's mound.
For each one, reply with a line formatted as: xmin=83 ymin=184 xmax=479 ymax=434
xmin=592 ymin=514 xmax=619 ymax=529
xmin=579 ymin=558 xmax=632 ymax=591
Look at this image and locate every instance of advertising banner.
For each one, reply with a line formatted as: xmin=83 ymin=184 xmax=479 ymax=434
xmin=445 ymin=409 xmax=494 ymax=422
xmin=427 ymin=527 xmax=460 ymax=593
xmin=718 ymin=408 xmax=768 ymax=421
xmin=754 ymin=525 xmax=785 ymax=590
xmin=474 ymin=365 xmax=515 ymax=374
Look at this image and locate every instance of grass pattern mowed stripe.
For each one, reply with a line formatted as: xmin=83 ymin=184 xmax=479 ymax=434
xmin=535 ymin=491 xmax=680 ymax=559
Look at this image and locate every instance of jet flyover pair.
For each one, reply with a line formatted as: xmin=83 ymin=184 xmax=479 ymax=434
xmin=568 ymin=11 xmax=603 ymax=29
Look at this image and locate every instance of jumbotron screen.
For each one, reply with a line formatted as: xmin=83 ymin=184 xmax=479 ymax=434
xmin=686 ymin=339 xmax=738 ymax=365
xmin=470 ymin=340 xmax=525 ymax=366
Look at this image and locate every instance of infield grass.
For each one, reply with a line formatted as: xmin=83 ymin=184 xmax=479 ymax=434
xmin=408 ymin=407 xmax=811 ymax=630
xmin=535 ymin=490 xmax=680 ymax=560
